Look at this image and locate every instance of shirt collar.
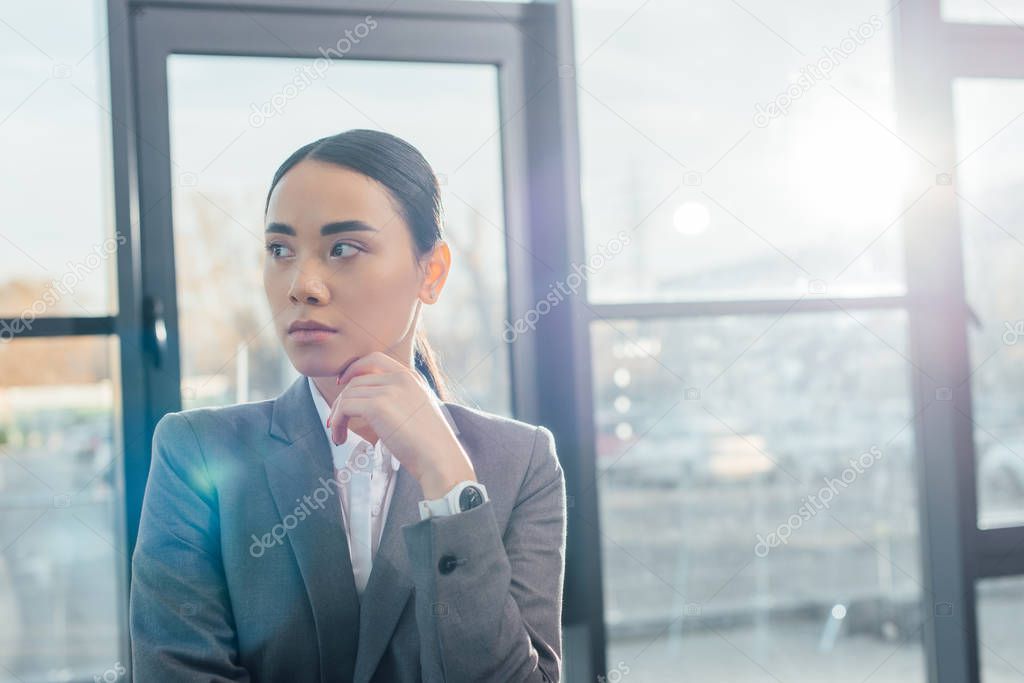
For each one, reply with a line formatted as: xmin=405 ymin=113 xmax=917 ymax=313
xmin=306 ymin=375 xmax=401 ymax=473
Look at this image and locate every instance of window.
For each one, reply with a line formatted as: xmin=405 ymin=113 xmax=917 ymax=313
xmin=575 ymin=0 xmax=908 ymax=303
xmin=952 ymin=78 xmax=1024 ymax=530
xmin=573 ymin=1 xmax=927 ymax=679
xmin=0 ymin=337 xmax=123 ymax=679
xmin=0 ymin=1 xmax=118 ymax=318
xmin=0 ymin=3 xmax=125 ymax=681
xmin=976 ymin=575 xmax=1024 ymax=682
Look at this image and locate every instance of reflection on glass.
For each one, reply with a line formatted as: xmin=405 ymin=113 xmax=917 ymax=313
xmin=573 ymin=0 xmax=915 ymax=302
xmin=952 ymin=78 xmax=1024 ymax=529
xmin=0 ymin=336 xmax=122 ymax=680
xmin=977 ymin=575 xmax=1024 ymax=682
xmin=591 ymin=312 xmax=924 ymax=681
xmin=166 ymin=55 xmax=510 ymax=415
xmin=0 ymin=1 xmax=117 ymax=317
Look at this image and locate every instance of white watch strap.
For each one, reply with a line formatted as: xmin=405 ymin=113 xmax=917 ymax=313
xmin=418 ymin=481 xmax=488 ymax=520
xmin=418 ymin=495 xmax=452 ymax=520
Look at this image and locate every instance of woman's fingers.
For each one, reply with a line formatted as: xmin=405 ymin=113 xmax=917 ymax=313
xmin=325 ymin=377 xmax=389 ymax=432
xmin=341 ymin=373 xmax=392 ymax=389
xmin=329 ymin=396 xmax=359 ymax=445
xmin=335 ymin=385 xmax=387 ymax=401
xmin=336 ymin=351 xmax=403 ymax=387
xmin=325 ymin=373 xmax=386 ymax=419
xmin=328 ymin=395 xmax=381 ymax=445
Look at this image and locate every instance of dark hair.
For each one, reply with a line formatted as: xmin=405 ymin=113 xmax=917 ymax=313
xmin=265 ymin=129 xmax=450 ymax=402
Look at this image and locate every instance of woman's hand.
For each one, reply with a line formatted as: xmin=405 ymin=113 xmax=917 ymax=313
xmin=327 ymin=351 xmax=477 ymax=499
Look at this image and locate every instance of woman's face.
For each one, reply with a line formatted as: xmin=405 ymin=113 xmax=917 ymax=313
xmin=263 ymin=158 xmax=447 ymax=380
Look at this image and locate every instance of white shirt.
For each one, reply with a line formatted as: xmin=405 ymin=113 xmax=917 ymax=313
xmin=307 ymin=376 xmax=400 ymax=596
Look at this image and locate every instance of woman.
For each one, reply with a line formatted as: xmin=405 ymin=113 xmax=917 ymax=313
xmin=129 ymin=129 xmax=566 ymax=682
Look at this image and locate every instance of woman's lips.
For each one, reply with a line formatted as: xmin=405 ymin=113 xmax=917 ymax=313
xmin=288 ymin=328 xmax=337 ymax=343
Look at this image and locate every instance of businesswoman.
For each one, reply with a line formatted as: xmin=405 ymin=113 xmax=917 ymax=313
xmin=129 ymin=129 xmax=566 ymax=682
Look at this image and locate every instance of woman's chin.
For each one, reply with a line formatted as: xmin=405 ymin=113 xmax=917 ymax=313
xmin=286 ymin=344 xmax=348 ymax=378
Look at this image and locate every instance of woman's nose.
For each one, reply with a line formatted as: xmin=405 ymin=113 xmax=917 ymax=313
xmin=289 ymin=273 xmax=330 ymax=305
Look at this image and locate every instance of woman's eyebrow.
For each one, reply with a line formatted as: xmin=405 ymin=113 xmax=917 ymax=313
xmin=265 ymin=221 xmax=380 ymax=236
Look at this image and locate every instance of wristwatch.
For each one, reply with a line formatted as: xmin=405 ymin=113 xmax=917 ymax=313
xmin=418 ymin=480 xmax=489 ymax=520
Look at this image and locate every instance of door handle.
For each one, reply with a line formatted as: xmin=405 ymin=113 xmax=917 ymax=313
xmin=142 ymin=294 xmax=168 ymax=369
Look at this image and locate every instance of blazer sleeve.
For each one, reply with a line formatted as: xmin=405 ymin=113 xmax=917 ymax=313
xmin=402 ymin=425 xmax=566 ymax=682
xmin=129 ymin=412 xmax=251 ymax=682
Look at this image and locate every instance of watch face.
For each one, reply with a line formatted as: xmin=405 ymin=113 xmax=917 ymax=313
xmin=458 ymin=485 xmax=484 ymax=511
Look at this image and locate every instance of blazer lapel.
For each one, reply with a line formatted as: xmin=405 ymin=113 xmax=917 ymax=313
xmin=352 ymin=398 xmax=464 ymax=683
xmin=264 ymin=374 xmax=361 ymax=683
xmin=351 ymin=465 xmax=418 ymax=683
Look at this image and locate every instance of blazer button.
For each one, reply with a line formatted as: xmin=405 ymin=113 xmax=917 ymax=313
xmin=438 ymin=554 xmax=459 ymax=575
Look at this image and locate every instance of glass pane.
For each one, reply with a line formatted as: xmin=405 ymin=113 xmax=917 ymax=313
xmin=0 ymin=336 xmax=123 ymax=680
xmin=951 ymin=78 xmax=1024 ymax=529
xmin=942 ymin=0 xmax=1024 ymax=24
xmin=592 ymin=312 xmax=925 ymax=681
xmin=573 ymin=0 xmax=915 ymax=302
xmin=166 ymin=55 xmax=510 ymax=414
xmin=977 ymin=575 xmax=1024 ymax=682
xmin=0 ymin=1 xmax=118 ymax=317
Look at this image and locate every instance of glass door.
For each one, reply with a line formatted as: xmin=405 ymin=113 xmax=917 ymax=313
xmin=132 ymin=5 xmax=533 ymax=424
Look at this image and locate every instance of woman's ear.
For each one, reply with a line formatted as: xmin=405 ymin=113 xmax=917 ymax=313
xmin=418 ymin=241 xmax=451 ymax=304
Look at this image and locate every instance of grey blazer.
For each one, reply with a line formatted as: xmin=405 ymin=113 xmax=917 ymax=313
xmin=128 ymin=373 xmax=566 ymax=682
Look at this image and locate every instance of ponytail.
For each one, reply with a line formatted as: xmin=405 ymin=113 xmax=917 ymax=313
xmin=413 ymin=327 xmax=449 ymax=402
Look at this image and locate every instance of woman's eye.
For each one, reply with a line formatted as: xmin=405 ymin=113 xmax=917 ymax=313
xmin=332 ymin=242 xmax=361 ymax=258
xmin=265 ymin=242 xmax=292 ymax=258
